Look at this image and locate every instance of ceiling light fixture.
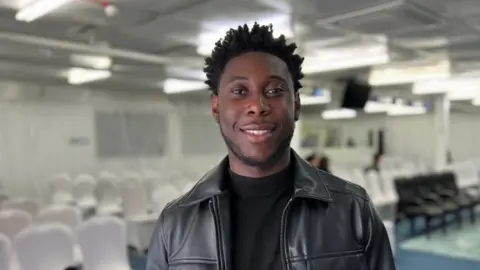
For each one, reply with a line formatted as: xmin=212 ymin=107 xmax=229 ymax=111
xmin=162 ymin=79 xmax=206 ymax=94
xmin=322 ymin=109 xmax=357 ymax=120
xmin=68 ymin=68 xmax=111 ymax=85
xmin=16 ymin=0 xmax=74 ymax=22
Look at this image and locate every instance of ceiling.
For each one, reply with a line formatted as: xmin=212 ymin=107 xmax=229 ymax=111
xmin=0 ymin=0 xmax=480 ymax=111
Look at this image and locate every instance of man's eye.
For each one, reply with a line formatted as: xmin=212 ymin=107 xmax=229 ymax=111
xmin=232 ymin=88 xmax=246 ymax=95
xmin=266 ymin=88 xmax=284 ymax=95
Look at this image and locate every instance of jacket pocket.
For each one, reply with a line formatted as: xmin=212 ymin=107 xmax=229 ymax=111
xmin=290 ymin=249 xmax=369 ymax=270
xmin=168 ymin=258 xmax=218 ymax=270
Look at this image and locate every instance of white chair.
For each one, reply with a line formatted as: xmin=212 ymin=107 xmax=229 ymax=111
xmin=35 ymin=205 xmax=83 ymax=264
xmin=96 ymin=173 xmax=122 ymax=216
xmin=72 ymin=175 xmax=97 ymax=211
xmin=152 ymin=185 xmax=181 ymax=214
xmin=0 ymin=209 xmax=32 ymax=240
xmin=2 ymin=199 xmax=39 ymax=217
xmin=14 ymin=223 xmax=75 ymax=270
xmin=0 ymin=233 xmax=11 ymax=270
xmin=122 ymin=181 xmax=157 ymax=252
xmin=77 ymin=216 xmax=131 ymax=270
xmin=50 ymin=173 xmax=74 ymax=205
xmin=35 ymin=205 xmax=82 ymax=230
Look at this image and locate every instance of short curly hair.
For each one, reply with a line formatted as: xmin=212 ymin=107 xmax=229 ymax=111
xmin=203 ymin=23 xmax=304 ymax=95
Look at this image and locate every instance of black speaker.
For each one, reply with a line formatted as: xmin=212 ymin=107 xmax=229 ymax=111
xmin=340 ymin=79 xmax=372 ymax=109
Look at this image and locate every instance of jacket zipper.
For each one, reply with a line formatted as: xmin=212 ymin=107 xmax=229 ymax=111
xmin=280 ymin=198 xmax=294 ymax=270
xmin=209 ymin=198 xmax=225 ymax=270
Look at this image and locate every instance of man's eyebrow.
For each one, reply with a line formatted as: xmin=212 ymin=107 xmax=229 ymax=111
xmin=226 ymin=75 xmax=287 ymax=84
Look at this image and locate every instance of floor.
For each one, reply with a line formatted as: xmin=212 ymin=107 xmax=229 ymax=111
xmin=129 ymin=215 xmax=480 ymax=270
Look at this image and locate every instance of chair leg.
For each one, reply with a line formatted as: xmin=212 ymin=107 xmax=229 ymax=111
xmin=410 ymin=218 xmax=416 ymax=236
xmin=457 ymin=210 xmax=463 ymax=228
xmin=441 ymin=214 xmax=448 ymax=234
xmin=470 ymin=207 xmax=476 ymax=224
xmin=425 ymin=217 xmax=431 ymax=238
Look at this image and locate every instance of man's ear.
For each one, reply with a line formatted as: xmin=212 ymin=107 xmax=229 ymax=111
xmin=211 ymin=93 xmax=220 ymax=123
xmin=294 ymin=92 xmax=300 ymax=121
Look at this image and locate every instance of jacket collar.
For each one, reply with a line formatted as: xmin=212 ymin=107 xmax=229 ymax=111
xmin=177 ymin=150 xmax=333 ymax=207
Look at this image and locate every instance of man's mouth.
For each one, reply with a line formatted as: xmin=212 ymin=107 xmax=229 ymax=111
xmin=239 ymin=124 xmax=276 ymax=142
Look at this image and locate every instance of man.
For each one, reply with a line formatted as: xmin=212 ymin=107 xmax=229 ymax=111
xmin=147 ymin=23 xmax=395 ymax=270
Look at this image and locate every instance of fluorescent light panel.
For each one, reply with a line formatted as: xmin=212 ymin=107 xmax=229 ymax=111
xmin=322 ymin=109 xmax=357 ymax=120
xmin=300 ymin=91 xmax=331 ymax=105
xmin=163 ymin=79 xmax=206 ymax=94
xmin=16 ymin=0 xmax=74 ymax=22
xmin=303 ymin=43 xmax=390 ymax=74
xmin=68 ymin=68 xmax=111 ymax=85
xmin=197 ymin=14 xmax=293 ymax=56
xmin=369 ymin=60 xmax=451 ymax=86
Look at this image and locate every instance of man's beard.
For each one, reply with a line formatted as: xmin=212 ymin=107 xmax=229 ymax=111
xmin=220 ymin=125 xmax=293 ymax=169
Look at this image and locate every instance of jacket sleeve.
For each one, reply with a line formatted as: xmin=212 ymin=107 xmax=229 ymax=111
xmin=364 ymin=197 xmax=396 ymax=270
xmin=146 ymin=210 xmax=169 ymax=270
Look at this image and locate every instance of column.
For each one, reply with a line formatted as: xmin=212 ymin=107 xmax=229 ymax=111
xmin=291 ymin=118 xmax=303 ymax=153
xmin=432 ymin=93 xmax=450 ymax=170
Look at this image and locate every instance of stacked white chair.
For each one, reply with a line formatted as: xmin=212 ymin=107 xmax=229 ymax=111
xmin=0 ymin=233 xmax=11 ymax=270
xmin=0 ymin=209 xmax=32 ymax=241
xmin=77 ymin=216 xmax=131 ymax=270
xmin=50 ymin=173 xmax=74 ymax=205
xmin=96 ymin=172 xmax=122 ymax=216
xmin=72 ymin=174 xmax=97 ymax=212
xmin=14 ymin=223 xmax=75 ymax=270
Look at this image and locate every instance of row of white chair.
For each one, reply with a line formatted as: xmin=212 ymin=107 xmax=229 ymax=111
xmin=0 ymin=211 xmax=130 ymax=270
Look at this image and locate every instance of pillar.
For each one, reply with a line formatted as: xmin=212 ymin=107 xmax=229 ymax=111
xmin=432 ymin=93 xmax=450 ymax=170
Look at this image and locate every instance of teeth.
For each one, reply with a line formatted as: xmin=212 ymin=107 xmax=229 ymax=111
xmin=244 ymin=130 xmax=269 ymax=135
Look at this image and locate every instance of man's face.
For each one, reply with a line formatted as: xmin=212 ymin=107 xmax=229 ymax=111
xmin=211 ymin=52 xmax=300 ymax=168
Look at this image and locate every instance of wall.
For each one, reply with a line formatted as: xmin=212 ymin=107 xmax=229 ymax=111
xmin=1 ymin=80 xmax=479 ymax=200
xmin=299 ymin=112 xmax=480 ymax=165
xmin=0 ymin=82 xmax=226 ymax=201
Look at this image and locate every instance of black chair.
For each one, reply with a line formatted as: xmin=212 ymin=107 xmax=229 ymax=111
xmin=434 ymin=172 xmax=480 ymax=224
xmin=414 ymin=174 xmax=462 ymax=230
xmin=395 ymin=177 xmax=445 ymax=237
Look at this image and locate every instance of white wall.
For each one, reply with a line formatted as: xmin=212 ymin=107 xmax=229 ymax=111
xmin=0 ymin=82 xmax=226 ymax=201
xmin=1 ymin=81 xmax=479 ymax=200
xmin=299 ymin=112 xmax=480 ymax=165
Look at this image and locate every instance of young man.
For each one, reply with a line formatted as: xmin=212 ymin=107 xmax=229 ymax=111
xmin=147 ymin=23 xmax=395 ymax=270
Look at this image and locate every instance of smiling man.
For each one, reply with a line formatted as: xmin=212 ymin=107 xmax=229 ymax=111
xmin=147 ymin=23 xmax=395 ymax=270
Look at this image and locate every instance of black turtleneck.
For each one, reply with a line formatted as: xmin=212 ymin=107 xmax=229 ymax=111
xmin=228 ymin=164 xmax=294 ymax=270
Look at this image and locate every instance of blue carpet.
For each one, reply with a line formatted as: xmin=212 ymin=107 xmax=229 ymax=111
xmin=129 ymin=213 xmax=480 ymax=270
xmin=129 ymin=249 xmax=480 ymax=270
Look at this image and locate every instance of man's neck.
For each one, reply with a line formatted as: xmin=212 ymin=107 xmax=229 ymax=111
xmin=228 ymin=150 xmax=291 ymax=178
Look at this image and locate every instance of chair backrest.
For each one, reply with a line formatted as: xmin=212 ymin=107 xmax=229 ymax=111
xmin=14 ymin=223 xmax=75 ymax=270
xmin=35 ymin=205 xmax=82 ymax=230
xmin=0 ymin=233 xmax=11 ymax=270
xmin=50 ymin=173 xmax=73 ymax=195
xmin=0 ymin=208 xmax=32 ymax=241
xmin=152 ymin=185 xmax=180 ymax=213
xmin=96 ymin=176 xmax=120 ymax=205
xmin=72 ymin=175 xmax=97 ymax=201
xmin=76 ymin=216 xmax=128 ymax=270
xmin=3 ymin=199 xmax=39 ymax=217
xmin=122 ymin=181 xmax=149 ymax=218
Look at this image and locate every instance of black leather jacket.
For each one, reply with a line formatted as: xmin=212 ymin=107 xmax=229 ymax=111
xmin=147 ymin=151 xmax=395 ymax=270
